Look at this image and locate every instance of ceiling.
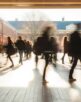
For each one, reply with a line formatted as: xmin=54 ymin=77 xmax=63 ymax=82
xmin=0 ymin=0 xmax=81 ymax=8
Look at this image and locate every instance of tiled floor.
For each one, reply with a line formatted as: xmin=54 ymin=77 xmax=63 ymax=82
xmin=0 ymin=53 xmax=81 ymax=102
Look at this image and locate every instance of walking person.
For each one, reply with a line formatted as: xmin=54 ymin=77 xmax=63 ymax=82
xmin=33 ymin=26 xmax=58 ymax=83
xmin=37 ymin=26 xmax=53 ymax=83
xmin=68 ymin=24 xmax=81 ymax=82
xmin=5 ymin=37 xmax=14 ymax=67
xmin=33 ymin=36 xmax=43 ymax=68
xmin=15 ymin=36 xmax=25 ymax=65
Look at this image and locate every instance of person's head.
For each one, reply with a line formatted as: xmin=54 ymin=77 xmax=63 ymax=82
xmin=76 ymin=23 xmax=81 ymax=31
xmin=42 ymin=26 xmax=52 ymax=37
xmin=18 ymin=36 xmax=22 ymax=40
xmin=64 ymin=36 xmax=67 ymax=40
xmin=7 ymin=36 xmax=12 ymax=42
xmin=7 ymin=36 xmax=11 ymax=40
xmin=7 ymin=36 xmax=12 ymax=43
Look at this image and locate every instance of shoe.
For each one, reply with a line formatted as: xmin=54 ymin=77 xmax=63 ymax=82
xmin=42 ymin=80 xmax=48 ymax=85
xmin=10 ymin=64 xmax=14 ymax=68
xmin=53 ymin=63 xmax=56 ymax=67
xmin=69 ymin=78 xmax=76 ymax=82
xmin=19 ymin=61 xmax=23 ymax=65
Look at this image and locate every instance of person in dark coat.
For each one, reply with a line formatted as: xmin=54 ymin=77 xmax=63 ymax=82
xmin=40 ymin=27 xmax=51 ymax=83
xmin=5 ymin=37 xmax=14 ymax=67
xmin=36 ymin=27 xmax=54 ymax=82
xmin=33 ymin=36 xmax=46 ymax=68
xmin=33 ymin=26 xmax=57 ymax=83
xmin=15 ymin=36 xmax=25 ymax=64
xmin=26 ymin=41 xmax=32 ymax=59
xmin=68 ymin=24 xmax=81 ymax=82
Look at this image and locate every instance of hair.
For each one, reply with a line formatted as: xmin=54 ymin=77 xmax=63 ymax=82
xmin=7 ymin=36 xmax=13 ymax=44
xmin=18 ymin=36 xmax=22 ymax=40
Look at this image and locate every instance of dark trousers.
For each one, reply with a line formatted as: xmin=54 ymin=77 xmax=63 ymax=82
xmin=35 ymin=55 xmax=38 ymax=68
xmin=7 ymin=55 xmax=14 ymax=66
xmin=19 ymin=50 xmax=23 ymax=64
xmin=43 ymin=54 xmax=49 ymax=81
xmin=69 ymin=57 xmax=78 ymax=79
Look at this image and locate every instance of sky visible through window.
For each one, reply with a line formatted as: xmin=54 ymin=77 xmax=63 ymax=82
xmin=0 ymin=9 xmax=81 ymax=21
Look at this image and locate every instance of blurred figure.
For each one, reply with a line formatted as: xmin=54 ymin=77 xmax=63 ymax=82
xmin=33 ymin=26 xmax=56 ymax=83
xmin=26 ymin=41 xmax=32 ymax=59
xmin=33 ymin=36 xmax=43 ymax=67
xmin=62 ymin=36 xmax=69 ymax=64
xmin=4 ymin=37 xmax=14 ymax=67
xmin=50 ymin=37 xmax=58 ymax=66
xmin=68 ymin=24 xmax=81 ymax=82
xmin=15 ymin=36 xmax=25 ymax=65
xmin=40 ymin=27 xmax=51 ymax=83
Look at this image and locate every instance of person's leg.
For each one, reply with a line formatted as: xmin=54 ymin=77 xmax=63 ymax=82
xmin=49 ymin=53 xmax=52 ymax=63
xmin=8 ymin=55 xmax=14 ymax=67
xmin=27 ymin=52 xmax=29 ymax=59
xmin=29 ymin=52 xmax=31 ymax=58
xmin=62 ymin=53 xmax=65 ymax=64
xmin=35 ymin=55 xmax=38 ymax=68
xmin=69 ymin=57 xmax=78 ymax=81
xmin=53 ymin=53 xmax=57 ymax=67
xmin=43 ymin=54 xmax=49 ymax=82
xmin=70 ymin=57 xmax=74 ymax=64
xmin=19 ymin=50 xmax=23 ymax=64
xmin=5 ymin=55 xmax=8 ymax=65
